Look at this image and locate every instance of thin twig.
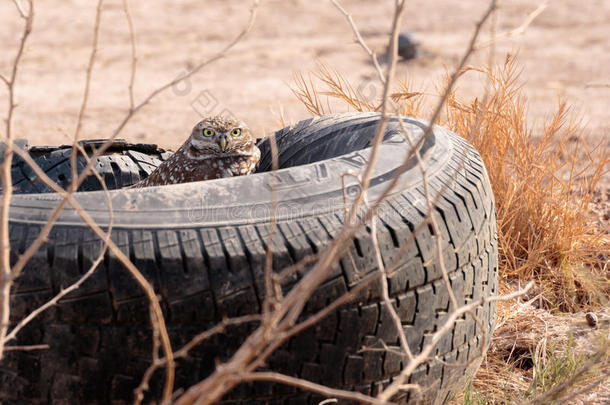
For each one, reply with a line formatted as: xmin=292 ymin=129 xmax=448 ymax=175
xmin=329 ymin=0 xmax=385 ymax=84
xmin=10 ymin=146 xmax=175 ymax=403
xmin=394 ymin=115 xmax=458 ymax=311
xmin=346 ymin=0 xmax=406 ymax=225
xmin=11 ymin=0 xmax=27 ymax=18
xmin=3 ymin=344 xmax=49 ymax=352
xmin=478 ymin=1 xmax=548 ymax=49
xmin=133 ymin=315 xmax=260 ymax=405
xmin=0 ymin=0 xmax=33 ymax=360
xmin=366 ymin=195 xmax=414 ymax=362
xmin=243 ymin=271 xmax=381 ymax=376
xmin=242 ymin=371 xmax=395 ymax=405
xmin=263 ymin=132 xmax=281 ymax=315
xmin=7 ymin=0 xmax=103 ymax=305
xmin=5 ymin=143 xmax=113 ymax=344
xmin=121 ymin=0 xmax=137 ymax=111
xmin=70 ymin=0 xmax=103 ymax=190
xmin=373 ymin=3 xmax=498 ymax=397
xmin=378 ymin=282 xmax=533 ymax=402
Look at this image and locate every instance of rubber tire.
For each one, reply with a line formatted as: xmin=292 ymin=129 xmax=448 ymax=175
xmin=3 ymin=112 xmax=498 ymax=404
xmin=9 ymin=139 xmax=173 ymax=194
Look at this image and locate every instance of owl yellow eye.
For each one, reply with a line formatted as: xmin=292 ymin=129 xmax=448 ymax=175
xmin=231 ymin=128 xmax=241 ymax=137
xmin=203 ymin=128 xmax=215 ymax=137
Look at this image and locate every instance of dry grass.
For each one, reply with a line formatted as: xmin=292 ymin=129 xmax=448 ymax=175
xmin=443 ymin=55 xmax=609 ymax=311
xmin=461 ymin=297 xmax=610 ymax=404
xmin=292 ymin=53 xmax=610 ymax=403
xmin=292 ymin=54 xmax=609 ymax=312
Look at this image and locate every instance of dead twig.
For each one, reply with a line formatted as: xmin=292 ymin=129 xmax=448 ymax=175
xmin=121 ymin=0 xmax=137 ymax=110
xmin=366 ymin=195 xmax=415 ymax=362
xmin=374 ymin=3 xmax=497 ymax=398
xmin=345 ymin=0 xmax=406 ymax=226
xmin=263 ymin=133 xmax=282 ymax=315
xmin=133 ymin=315 xmax=261 ymax=405
xmin=4 ymin=142 xmax=114 ymax=344
xmin=242 ymin=371 xmax=394 ymax=405
xmin=3 ymin=344 xmax=49 ymax=352
xmin=378 ymin=282 xmax=533 ymax=401
xmin=70 ymin=0 xmax=103 ymax=190
xmin=329 ymin=0 xmax=385 ymax=84
xmin=0 ymin=0 xmax=33 ymax=360
xmin=10 ymin=0 xmax=27 ymax=18
xmin=10 ymin=145 xmax=175 ymax=403
xmin=478 ymin=1 xmax=548 ymax=49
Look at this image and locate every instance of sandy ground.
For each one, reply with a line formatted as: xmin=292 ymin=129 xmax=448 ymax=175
xmin=1 ymin=0 xmax=608 ymax=401
xmin=1 ymin=0 xmax=609 ymax=147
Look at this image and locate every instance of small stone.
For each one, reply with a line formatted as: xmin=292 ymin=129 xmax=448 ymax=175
xmin=585 ymin=312 xmax=598 ymax=327
xmin=398 ymin=31 xmax=419 ymax=60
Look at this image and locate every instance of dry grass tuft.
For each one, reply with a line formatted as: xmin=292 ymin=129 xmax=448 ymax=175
xmin=463 ymin=297 xmax=610 ymax=404
xmin=292 ymin=54 xmax=609 ymax=312
xmin=292 ymin=53 xmax=610 ymax=402
xmin=443 ymin=55 xmax=609 ymax=311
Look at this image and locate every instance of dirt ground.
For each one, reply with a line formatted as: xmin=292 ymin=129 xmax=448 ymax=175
xmin=1 ymin=0 xmax=608 ymax=147
xmin=1 ymin=0 xmax=608 ymax=401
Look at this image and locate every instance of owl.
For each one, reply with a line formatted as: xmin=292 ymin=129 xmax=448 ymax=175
xmin=132 ymin=116 xmax=260 ymax=188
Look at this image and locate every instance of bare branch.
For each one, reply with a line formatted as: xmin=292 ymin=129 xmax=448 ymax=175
xmin=478 ymin=1 xmax=548 ymax=49
xmin=242 ymin=371 xmax=395 ymax=405
xmin=329 ymin=0 xmax=385 ymax=84
xmin=133 ymin=315 xmax=260 ymax=404
xmin=10 ymin=146 xmax=175 ymax=403
xmin=367 ymin=199 xmax=414 ymax=362
xmin=378 ymin=282 xmax=533 ymax=401
xmin=4 ymin=142 xmax=114 ymax=345
xmin=263 ymin=133 xmax=281 ymax=315
xmin=4 ymin=344 xmax=49 ymax=352
xmin=394 ymin=116 xmax=458 ymax=312
xmin=121 ymin=0 xmax=137 ymax=111
xmin=11 ymin=0 xmax=27 ymax=19
xmin=0 ymin=0 xmax=33 ymax=360
xmin=70 ymin=0 xmax=103 ymax=190
xmin=345 ymin=0 xmax=406 ymax=225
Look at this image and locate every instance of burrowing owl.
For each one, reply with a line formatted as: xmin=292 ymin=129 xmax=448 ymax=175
xmin=132 ymin=116 xmax=260 ymax=187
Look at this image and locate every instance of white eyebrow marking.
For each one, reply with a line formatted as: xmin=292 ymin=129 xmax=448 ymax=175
xmin=185 ymin=150 xmax=216 ymax=160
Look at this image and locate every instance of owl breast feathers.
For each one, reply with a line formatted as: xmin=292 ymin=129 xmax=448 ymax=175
xmin=132 ymin=116 xmax=260 ymax=188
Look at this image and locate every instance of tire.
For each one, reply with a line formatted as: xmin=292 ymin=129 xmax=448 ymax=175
xmin=3 ymin=112 xmax=498 ymax=404
xmin=9 ymin=139 xmax=173 ymax=194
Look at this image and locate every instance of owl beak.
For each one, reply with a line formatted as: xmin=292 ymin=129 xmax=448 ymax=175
xmin=218 ymin=136 xmax=228 ymax=152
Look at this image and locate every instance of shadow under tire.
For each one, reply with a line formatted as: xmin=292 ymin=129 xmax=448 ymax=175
xmin=3 ymin=112 xmax=498 ymax=404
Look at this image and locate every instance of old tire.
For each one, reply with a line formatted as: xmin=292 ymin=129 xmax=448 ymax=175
xmin=3 ymin=112 xmax=498 ymax=404
xmin=9 ymin=139 xmax=173 ymax=193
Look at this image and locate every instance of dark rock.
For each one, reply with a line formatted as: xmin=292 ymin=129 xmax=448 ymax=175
xmin=398 ymin=31 xmax=419 ymax=60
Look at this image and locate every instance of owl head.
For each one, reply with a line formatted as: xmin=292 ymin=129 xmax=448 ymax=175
xmin=188 ymin=115 xmax=255 ymax=158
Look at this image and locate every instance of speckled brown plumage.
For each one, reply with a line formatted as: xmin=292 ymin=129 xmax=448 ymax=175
xmin=132 ymin=116 xmax=260 ymax=187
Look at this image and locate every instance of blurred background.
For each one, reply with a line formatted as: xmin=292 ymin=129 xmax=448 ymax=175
xmin=0 ymin=0 xmax=608 ymax=147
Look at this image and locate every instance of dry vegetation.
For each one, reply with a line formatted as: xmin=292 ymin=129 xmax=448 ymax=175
xmin=292 ymin=52 xmax=610 ymax=403
xmin=1 ymin=0 xmax=608 ymax=404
